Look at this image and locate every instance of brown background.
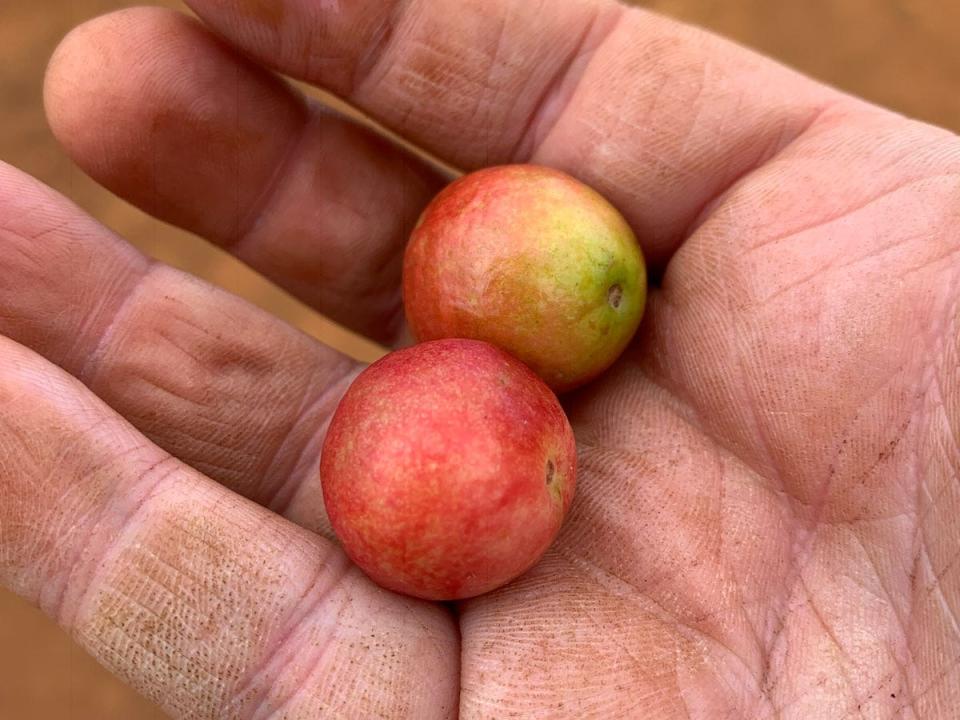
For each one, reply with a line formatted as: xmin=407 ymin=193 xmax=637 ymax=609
xmin=2 ymin=1 xmax=959 ymax=717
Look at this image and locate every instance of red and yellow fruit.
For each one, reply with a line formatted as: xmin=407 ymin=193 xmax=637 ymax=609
xmin=403 ymin=164 xmax=646 ymax=392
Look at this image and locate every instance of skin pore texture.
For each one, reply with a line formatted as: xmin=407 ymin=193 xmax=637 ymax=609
xmin=0 ymin=0 xmax=958 ymax=718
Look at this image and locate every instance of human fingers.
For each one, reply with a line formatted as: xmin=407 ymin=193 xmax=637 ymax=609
xmin=0 ymin=334 xmax=458 ymax=719
xmin=45 ymin=7 xmax=443 ymax=344
xmin=183 ymin=0 xmax=839 ymax=264
xmin=0 ymin=162 xmax=352 ymax=536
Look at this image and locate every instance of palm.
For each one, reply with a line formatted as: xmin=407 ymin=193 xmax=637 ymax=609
xmin=466 ymin=110 xmax=960 ymax=715
xmin=2 ymin=2 xmax=958 ymax=718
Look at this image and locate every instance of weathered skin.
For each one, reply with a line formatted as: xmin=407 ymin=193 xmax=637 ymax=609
xmin=403 ymin=165 xmax=647 ymax=392
xmin=15 ymin=1 xmax=960 ymax=717
xmin=320 ymin=339 xmax=576 ymax=600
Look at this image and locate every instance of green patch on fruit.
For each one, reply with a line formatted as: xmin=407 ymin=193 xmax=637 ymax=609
xmin=403 ymin=164 xmax=647 ymax=392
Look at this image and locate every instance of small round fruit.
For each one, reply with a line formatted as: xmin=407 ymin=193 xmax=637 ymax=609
xmin=320 ymin=338 xmax=576 ymax=601
xmin=403 ymin=164 xmax=646 ymax=392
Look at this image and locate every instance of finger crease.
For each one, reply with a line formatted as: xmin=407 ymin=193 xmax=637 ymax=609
xmin=227 ymin=552 xmax=352 ymax=720
xmin=77 ymin=259 xmax=156 ymax=387
xmin=261 ymin=364 xmax=361 ymax=519
xmin=225 ymin=101 xmax=313 ymax=256
xmin=513 ymin=4 xmax=624 ymax=162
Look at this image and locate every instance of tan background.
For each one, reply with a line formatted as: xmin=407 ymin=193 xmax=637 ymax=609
xmin=2 ymin=1 xmax=959 ymax=717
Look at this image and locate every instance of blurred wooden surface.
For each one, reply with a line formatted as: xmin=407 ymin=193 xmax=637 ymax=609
xmin=1 ymin=1 xmax=958 ymax=718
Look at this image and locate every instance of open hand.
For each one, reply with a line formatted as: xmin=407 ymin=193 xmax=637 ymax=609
xmin=2 ymin=1 xmax=959 ymax=716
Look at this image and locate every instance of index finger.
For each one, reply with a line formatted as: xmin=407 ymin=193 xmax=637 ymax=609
xmin=184 ymin=0 xmax=843 ymax=263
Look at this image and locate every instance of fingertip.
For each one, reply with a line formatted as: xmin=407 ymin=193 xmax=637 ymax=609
xmin=36 ymin=2 xmax=444 ymax=344
xmin=44 ymin=7 xmax=186 ymax=160
xmin=43 ymin=11 xmax=94 ymax=158
xmin=42 ymin=5 xmax=308 ymax=241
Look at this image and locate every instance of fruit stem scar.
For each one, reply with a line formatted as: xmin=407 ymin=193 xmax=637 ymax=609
xmin=607 ymin=283 xmax=623 ymax=309
xmin=545 ymin=459 xmax=556 ymax=485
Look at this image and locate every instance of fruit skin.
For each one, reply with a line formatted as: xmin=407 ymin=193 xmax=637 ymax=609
xmin=320 ymin=339 xmax=576 ymax=601
xmin=403 ymin=164 xmax=646 ymax=392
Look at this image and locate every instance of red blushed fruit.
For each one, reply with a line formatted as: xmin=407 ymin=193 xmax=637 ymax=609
xmin=403 ymin=164 xmax=647 ymax=392
xmin=320 ymin=339 xmax=577 ymax=601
